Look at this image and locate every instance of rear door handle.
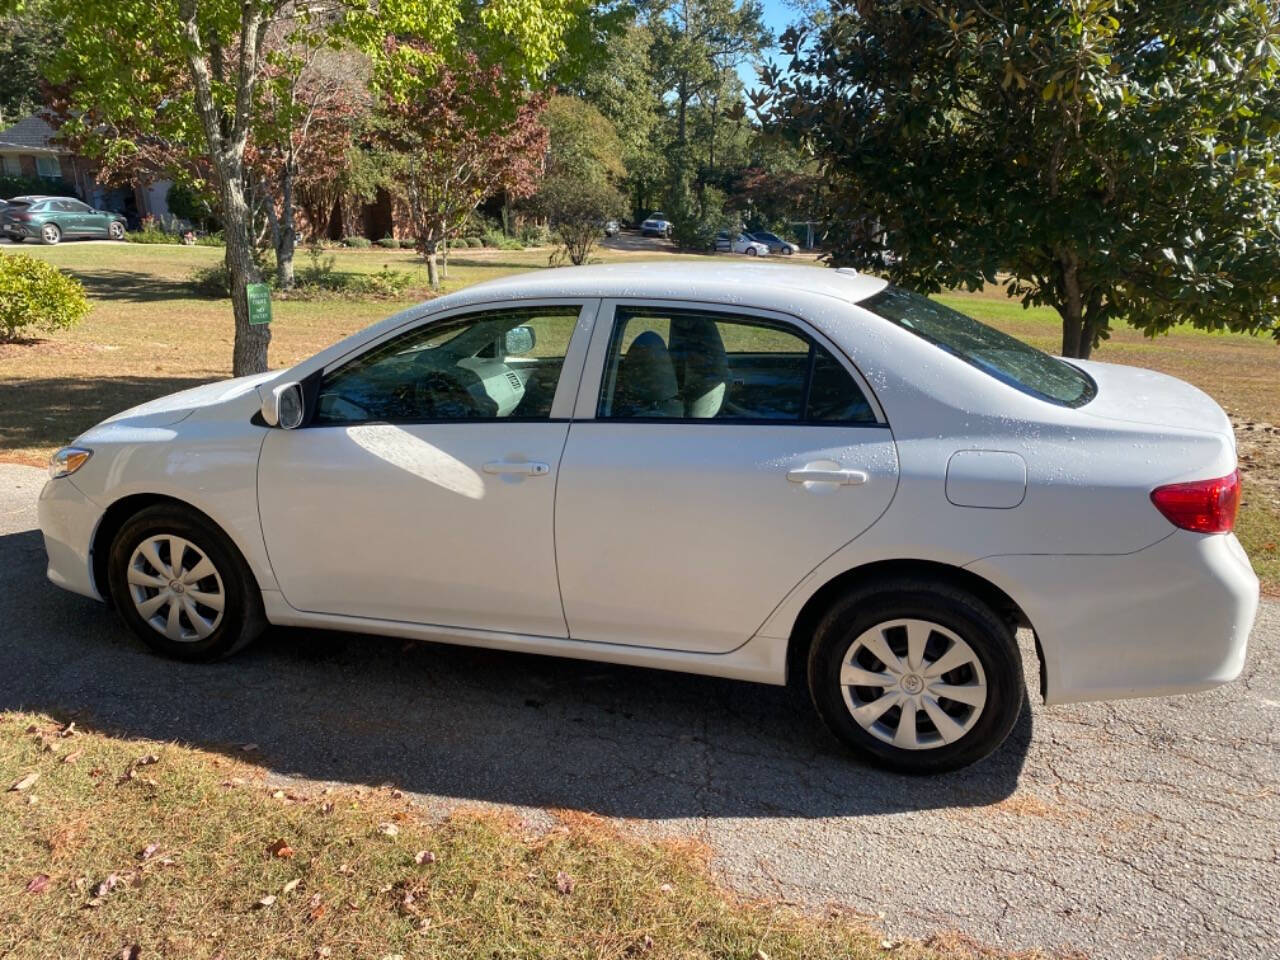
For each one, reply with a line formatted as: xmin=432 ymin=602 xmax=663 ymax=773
xmin=787 ymin=468 xmax=868 ymax=485
xmin=483 ymin=460 xmax=550 ymax=477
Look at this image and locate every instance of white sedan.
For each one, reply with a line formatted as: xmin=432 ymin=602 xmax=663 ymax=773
xmin=39 ymin=263 xmax=1258 ymax=773
xmin=715 ymin=231 xmax=770 ymax=256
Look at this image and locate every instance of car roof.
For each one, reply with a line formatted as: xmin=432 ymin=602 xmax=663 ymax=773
xmin=457 ymin=261 xmax=887 ymax=308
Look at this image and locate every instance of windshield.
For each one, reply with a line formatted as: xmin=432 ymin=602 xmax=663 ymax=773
xmin=861 ymin=286 xmax=1096 ymax=407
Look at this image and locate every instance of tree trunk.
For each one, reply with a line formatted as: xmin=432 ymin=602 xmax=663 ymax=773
xmin=1057 ymin=250 xmax=1092 ymax=359
xmin=425 ymin=245 xmax=440 ymax=289
xmin=276 ymin=163 xmax=296 ymax=290
xmin=222 ymin=177 xmax=271 ymax=376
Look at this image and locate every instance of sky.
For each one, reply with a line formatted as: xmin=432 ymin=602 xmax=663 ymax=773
xmin=738 ymin=0 xmax=798 ymax=91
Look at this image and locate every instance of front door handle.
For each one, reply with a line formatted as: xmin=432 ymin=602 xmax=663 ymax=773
xmin=787 ymin=467 xmax=869 ymax=485
xmin=483 ymin=460 xmax=550 ymax=477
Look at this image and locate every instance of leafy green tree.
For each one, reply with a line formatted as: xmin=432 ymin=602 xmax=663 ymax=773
xmin=769 ymin=0 xmax=1280 ymax=358
xmin=0 ymin=3 xmax=58 ymax=128
xmin=648 ymin=0 xmax=769 ymax=198
xmin=45 ymin=0 xmax=580 ymax=375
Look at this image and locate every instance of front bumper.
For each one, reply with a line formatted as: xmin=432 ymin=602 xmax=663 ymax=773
xmin=38 ymin=477 xmax=105 ymax=600
xmin=969 ymin=531 xmax=1258 ymax=705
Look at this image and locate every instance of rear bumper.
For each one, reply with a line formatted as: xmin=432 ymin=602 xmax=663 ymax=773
xmin=968 ymin=531 xmax=1258 ymax=705
xmin=37 ymin=477 xmax=104 ymax=601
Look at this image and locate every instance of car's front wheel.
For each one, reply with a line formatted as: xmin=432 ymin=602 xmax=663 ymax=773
xmin=807 ymin=578 xmax=1025 ymax=773
xmin=108 ymin=220 xmax=125 ymax=240
xmin=41 ymin=223 xmax=61 ymax=245
xmin=107 ymin=504 xmax=266 ymax=661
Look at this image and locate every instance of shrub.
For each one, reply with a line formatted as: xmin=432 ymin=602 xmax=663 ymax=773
xmin=519 ymin=223 xmax=551 ymax=246
xmin=127 ymin=215 xmax=179 ymax=244
xmin=166 ymin=181 xmax=220 ymax=231
xmin=376 ymin=236 xmax=399 ymax=249
xmin=343 ymin=236 xmax=371 ymax=248
xmin=194 ymin=231 xmax=224 ymax=247
xmin=188 ymin=262 xmax=233 ymax=296
xmin=398 ymin=238 xmax=415 ymax=249
xmin=0 ymin=174 xmax=77 ymax=200
xmin=0 ymin=253 xmax=90 ymax=340
xmin=464 ymin=236 xmax=483 ymax=248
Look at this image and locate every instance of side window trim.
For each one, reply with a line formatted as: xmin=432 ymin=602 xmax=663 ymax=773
xmin=306 ymin=299 xmax=597 ymax=427
xmin=574 ymin=298 xmax=888 ymax=426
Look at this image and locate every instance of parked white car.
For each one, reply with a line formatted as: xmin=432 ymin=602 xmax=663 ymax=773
xmin=714 ymin=231 xmax=771 ymax=256
xmin=639 ymin=212 xmax=672 ymax=237
xmin=39 ymin=263 xmax=1258 ymax=772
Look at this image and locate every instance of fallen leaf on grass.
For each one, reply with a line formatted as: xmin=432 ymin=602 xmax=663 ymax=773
xmin=307 ymin=893 xmax=326 ymax=922
xmin=256 ymin=894 xmax=277 ymax=908
xmin=267 ymin=839 xmax=294 ymax=859
xmin=119 ymin=945 xmax=140 ymax=960
xmin=282 ymin=878 xmax=300 ymax=894
xmin=377 ymin=822 xmax=399 ymax=837
xmin=8 ymin=772 xmax=39 ymax=792
xmin=555 ymin=871 xmax=575 ymax=895
xmin=25 ymin=874 xmax=50 ymax=894
xmin=95 ymin=873 xmax=123 ymax=898
xmin=413 ymin=850 xmax=435 ymax=865
xmin=62 ymin=749 xmax=83 ymax=765
xmin=24 ymin=724 xmax=39 ymax=734
xmin=119 ymin=755 xmax=160 ymax=785
xmin=59 ymin=722 xmax=76 ymax=738
xmin=138 ymin=843 xmax=161 ymax=861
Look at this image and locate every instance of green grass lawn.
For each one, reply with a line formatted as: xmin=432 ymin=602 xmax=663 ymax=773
xmin=1 ymin=239 xmax=1276 ymax=586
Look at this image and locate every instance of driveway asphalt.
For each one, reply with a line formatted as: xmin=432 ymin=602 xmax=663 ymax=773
xmin=1 ymin=461 xmax=1275 ymax=959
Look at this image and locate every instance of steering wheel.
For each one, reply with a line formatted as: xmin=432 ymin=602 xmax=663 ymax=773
xmin=412 ymin=368 xmax=487 ymax=418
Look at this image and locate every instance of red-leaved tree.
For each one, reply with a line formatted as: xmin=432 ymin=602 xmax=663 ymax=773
xmin=376 ymin=45 xmax=547 ymax=288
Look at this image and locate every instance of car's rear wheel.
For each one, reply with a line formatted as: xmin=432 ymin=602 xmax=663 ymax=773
xmin=107 ymin=505 xmax=265 ymax=661
xmin=108 ymin=221 xmax=125 ymax=240
xmin=806 ymin=578 xmax=1024 ymax=773
xmin=41 ymin=223 xmax=61 ymax=245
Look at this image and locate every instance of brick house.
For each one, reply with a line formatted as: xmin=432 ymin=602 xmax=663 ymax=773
xmin=0 ymin=114 xmax=172 ymax=225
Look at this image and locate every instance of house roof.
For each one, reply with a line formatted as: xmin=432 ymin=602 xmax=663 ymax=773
xmin=0 ymin=115 xmax=64 ymax=155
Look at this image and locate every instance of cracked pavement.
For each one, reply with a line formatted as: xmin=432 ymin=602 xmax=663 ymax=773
xmin=2 ymin=462 xmax=1276 ymax=959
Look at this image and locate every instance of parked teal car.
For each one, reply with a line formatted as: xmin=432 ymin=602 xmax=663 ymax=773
xmin=2 ymin=195 xmax=127 ymax=245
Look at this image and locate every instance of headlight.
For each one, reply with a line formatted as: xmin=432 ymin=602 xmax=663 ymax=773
xmin=49 ymin=447 xmax=92 ymax=479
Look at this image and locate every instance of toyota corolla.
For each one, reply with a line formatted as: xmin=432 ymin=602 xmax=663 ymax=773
xmin=38 ymin=263 xmax=1259 ymax=772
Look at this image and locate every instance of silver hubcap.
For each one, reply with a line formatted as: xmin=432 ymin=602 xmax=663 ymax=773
xmin=110 ymin=223 xmax=123 ymax=239
xmin=43 ymin=225 xmax=58 ymax=242
xmin=127 ymin=534 xmax=225 ymax=642
xmin=839 ymin=618 xmax=987 ymax=751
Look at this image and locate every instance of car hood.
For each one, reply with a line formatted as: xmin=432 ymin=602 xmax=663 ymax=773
xmin=1073 ymin=359 xmax=1233 ymax=442
xmin=98 ymin=372 xmax=276 ymax=429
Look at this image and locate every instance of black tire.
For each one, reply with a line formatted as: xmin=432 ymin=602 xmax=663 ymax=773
xmin=806 ymin=578 xmax=1025 ymax=774
xmin=107 ymin=504 xmax=266 ymax=662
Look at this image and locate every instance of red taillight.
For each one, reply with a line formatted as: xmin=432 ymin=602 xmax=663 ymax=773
xmin=1150 ymin=469 xmax=1241 ymax=533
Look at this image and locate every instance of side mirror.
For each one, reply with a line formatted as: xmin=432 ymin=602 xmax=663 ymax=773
xmin=504 ymin=325 xmax=536 ymax=356
xmin=262 ymin=381 xmax=305 ymax=429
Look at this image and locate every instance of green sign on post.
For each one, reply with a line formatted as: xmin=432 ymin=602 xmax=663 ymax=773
xmin=246 ymin=282 xmax=272 ymax=325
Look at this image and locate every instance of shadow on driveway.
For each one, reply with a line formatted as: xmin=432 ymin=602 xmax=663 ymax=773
xmin=0 ymin=526 xmax=1030 ymax=819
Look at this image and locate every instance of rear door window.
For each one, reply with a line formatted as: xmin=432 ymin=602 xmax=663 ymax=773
xmin=597 ymin=306 xmax=878 ymax=424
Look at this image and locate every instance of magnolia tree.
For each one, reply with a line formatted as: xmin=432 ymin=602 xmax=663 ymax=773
xmin=376 ymin=48 xmax=548 ymax=288
xmin=766 ymin=0 xmax=1280 ymax=357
